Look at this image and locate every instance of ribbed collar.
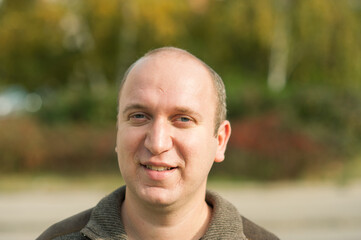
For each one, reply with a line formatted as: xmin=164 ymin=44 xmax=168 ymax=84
xmin=202 ymin=190 xmax=247 ymax=240
xmin=81 ymin=187 xmax=127 ymax=239
xmin=81 ymin=186 xmax=247 ymax=240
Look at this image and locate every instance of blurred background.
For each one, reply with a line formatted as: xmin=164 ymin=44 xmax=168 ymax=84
xmin=0 ymin=0 xmax=361 ymax=239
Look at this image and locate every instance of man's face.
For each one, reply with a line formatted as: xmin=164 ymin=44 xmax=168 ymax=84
xmin=116 ymin=53 xmax=229 ymax=207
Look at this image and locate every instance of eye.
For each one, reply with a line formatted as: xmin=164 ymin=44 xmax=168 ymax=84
xmin=132 ymin=113 xmax=146 ymax=119
xmin=173 ymin=115 xmax=195 ymax=127
xmin=178 ymin=117 xmax=191 ymax=122
xmin=128 ymin=113 xmax=149 ymax=125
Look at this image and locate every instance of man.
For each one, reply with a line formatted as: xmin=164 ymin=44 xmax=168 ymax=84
xmin=37 ymin=47 xmax=279 ymax=240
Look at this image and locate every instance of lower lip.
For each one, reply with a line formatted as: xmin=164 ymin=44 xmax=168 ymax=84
xmin=141 ymin=165 xmax=177 ymax=181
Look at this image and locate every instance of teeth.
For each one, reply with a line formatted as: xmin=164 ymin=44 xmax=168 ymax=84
xmin=145 ymin=165 xmax=171 ymax=171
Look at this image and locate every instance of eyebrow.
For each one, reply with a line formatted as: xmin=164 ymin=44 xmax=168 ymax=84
xmin=122 ymin=104 xmax=148 ymax=116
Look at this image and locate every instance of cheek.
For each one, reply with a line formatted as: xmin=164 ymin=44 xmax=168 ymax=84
xmin=179 ymin=129 xmax=218 ymax=173
xmin=117 ymin=125 xmax=144 ymax=150
xmin=116 ymin=127 xmax=144 ymax=170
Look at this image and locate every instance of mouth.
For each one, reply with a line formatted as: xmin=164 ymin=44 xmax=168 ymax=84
xmin=142 ymin=164 xmax=177 ymax=171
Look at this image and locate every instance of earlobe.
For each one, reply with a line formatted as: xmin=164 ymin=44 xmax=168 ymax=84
xmin=214 ymin=120 xmax=231 ymax=163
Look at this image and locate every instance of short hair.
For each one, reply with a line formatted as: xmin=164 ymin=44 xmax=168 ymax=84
xmin=118 ymin=47 xmax=227 ymax=135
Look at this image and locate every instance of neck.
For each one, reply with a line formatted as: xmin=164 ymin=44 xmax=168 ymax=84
xmin=121 ymin=189 xmax=212 ymax=240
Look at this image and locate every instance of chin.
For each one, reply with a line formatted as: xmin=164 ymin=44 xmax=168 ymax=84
xmin=140 ymin=186 xmax=179 ymax=207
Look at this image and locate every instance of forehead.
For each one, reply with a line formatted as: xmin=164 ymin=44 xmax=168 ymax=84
xmin=122 ymin=52 xmax=214 ymax=96
xmin=119 ymin=52 xmax=217 ymax=114
xmin=132 ymin=52 xmax=211 ymax=81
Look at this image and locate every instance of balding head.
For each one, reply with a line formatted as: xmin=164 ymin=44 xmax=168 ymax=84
xmin=118 ymin=47 xmax=227 ymax=135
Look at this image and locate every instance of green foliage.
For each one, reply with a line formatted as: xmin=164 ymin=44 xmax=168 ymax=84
xmin=1 ymin=0 xmax=361 ymax=180
xmin=0 ymin=0 xmax=360 ymax=90
xmin=289 ymin=0 xmax=361 ymax=87
xmin=38 ymin=84 xmax=118 ymax=125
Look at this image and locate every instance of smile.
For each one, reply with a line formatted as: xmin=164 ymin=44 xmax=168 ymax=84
xmin=143 ymin=165 xmax=176 ymax=171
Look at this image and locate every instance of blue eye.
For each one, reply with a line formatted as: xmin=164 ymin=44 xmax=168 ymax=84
xmin=173 ymin=115 xmax=195 ymax=128
xmin=132 ymin=114 xmax=145 ymax=119
xmin=128 ymin=113 xmax=149 ymax=125
xmin=179 ymin=117 xmax=190 ymax=122
xmin=175 ymin=116 xmax=193 ymax=123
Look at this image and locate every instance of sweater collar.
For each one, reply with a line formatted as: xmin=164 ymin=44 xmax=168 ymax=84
xmin=202 ymin=190 xmax=247 ymax=239
xmin=81 ymin=186 xmax=246 ymax=240
xmin=81 ymin=186 xmax=127 ymax=239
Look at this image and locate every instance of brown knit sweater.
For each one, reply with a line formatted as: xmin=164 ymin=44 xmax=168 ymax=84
xmin=37 ymin=186 xmax=279 ymax=240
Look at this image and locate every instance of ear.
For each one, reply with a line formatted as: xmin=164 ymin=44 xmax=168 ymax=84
xmin=214 ymin=120 xmax=231 ymax=163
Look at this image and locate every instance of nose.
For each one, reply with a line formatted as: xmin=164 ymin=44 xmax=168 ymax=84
xmin=144 ymin=118 xmax=173 ymax=155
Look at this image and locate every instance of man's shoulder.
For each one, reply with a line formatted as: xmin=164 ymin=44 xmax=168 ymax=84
xmin=241 ymin=216 xmax=280 ymax=240
xmin=36 ymin=186 xmax=127 ymax=240
xmin=36 ymin=208 xmax=93 ymax=240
